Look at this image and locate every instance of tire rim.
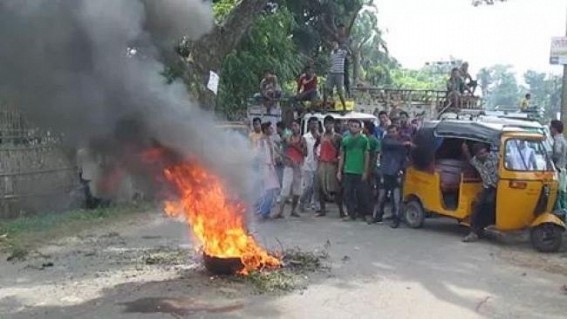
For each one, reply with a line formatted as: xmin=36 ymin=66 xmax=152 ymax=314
xmin=406 ymin=205 xmax=419 ymax=224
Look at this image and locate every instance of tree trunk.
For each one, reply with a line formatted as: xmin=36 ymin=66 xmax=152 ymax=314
xmin=190 ymin=0 xmax=269 ymax=109
xmin=352 ymin=49 xmax=360 ymax=87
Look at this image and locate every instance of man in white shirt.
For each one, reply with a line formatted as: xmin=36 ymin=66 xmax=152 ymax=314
xmin=300 ymin=117 xmax=320 ymax=212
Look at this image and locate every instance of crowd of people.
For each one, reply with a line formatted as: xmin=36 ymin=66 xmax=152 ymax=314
xmin=247 ymin=109 xmax=567 ymax=244
xmin=249 ymin=110 xmax=418 ymax=228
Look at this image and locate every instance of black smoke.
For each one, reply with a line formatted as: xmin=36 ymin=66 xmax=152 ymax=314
xmin=0 ymin=0 xmax=254 ymax=202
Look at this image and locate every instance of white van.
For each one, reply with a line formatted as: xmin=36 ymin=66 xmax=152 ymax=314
xmin=300 ymin=111 xmax=378 ymax=134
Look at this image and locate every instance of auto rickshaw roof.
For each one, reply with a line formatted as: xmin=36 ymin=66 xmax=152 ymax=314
xmin=424 ymin=120 xmax=518 ymax=145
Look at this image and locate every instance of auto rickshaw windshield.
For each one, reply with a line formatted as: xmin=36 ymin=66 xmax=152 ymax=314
xmin=503 ymin=138 xmax=554 ymax=172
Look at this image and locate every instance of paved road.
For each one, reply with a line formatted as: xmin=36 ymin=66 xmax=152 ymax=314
xmin=1 ymin=210 xmax=566 ymax=318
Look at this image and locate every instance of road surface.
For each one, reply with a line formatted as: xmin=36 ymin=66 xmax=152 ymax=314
xmin=0 ymin=209 xmax=566 ymax=318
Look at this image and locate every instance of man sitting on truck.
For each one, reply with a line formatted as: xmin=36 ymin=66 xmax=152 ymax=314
xmin=295 ymin=66 xmax=318 ymax=104
xmin=255 ymin=70 xmax=282 ymax=113
xmin=460 ymin=62 xmax=477 ymax=95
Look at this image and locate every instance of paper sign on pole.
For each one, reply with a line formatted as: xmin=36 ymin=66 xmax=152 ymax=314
xmin=207 ymin=71 xmax=219 ymax=94
xmin=550 ymin=37 xmax=567 ymax=65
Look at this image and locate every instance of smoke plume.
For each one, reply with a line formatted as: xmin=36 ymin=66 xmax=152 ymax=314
xmin=0 ymin=0 xmax=255 ymax=201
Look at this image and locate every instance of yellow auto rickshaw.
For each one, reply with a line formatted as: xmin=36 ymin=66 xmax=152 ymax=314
xmin=403 ymin=120 xmax=566 ymax=252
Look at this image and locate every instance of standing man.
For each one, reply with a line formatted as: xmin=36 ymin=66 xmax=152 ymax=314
xmin=249 ymin=117 xmax=263 ymax=147
xmin=372 ymin=125 xmax=410 ymax=228
xmin=399 ymin=111 xmax=416 ymax=141
xmin=255 ymin=122 xmax=281 ymax=220
xmin=323 ymin=41 xmax=348 ymax=111
xmin=274 ymin=121 xmax=291 ymax=187
xmin=364 ymin=121 xmax=381 ymax=219
xmin=337 ymin=119 xmax=371 ymax=221
xmin=375 ymin=111 xmax=390 ymax=139
xmin=461 ymin=143 xmax=499 ymax=242
xmin=550 ymin=120 xmax=567 ymax=210
xmin=300 ymin=117 xmax=320 ymax=212
xmin=275 ymin=120 xmax=307 ymax=218
xmin=314 ymin=115 xmax=345 ymax=217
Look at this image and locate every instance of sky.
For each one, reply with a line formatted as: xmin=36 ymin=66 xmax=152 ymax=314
xmin=374 ymin=0 xmax=566 ymax=79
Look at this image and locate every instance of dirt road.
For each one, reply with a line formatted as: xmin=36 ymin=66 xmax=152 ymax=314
xmin=1 ymin=209 xmax=566 ymax=319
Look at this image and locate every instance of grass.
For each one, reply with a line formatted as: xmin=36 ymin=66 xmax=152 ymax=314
xmin=229 ymin=248 xmax=330 ymax=294
xmin=0 ymin=201 xmax=156 ymax=260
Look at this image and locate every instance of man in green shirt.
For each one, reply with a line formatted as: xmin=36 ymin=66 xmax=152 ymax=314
xmin=337 ymin=119 xmax=371 ymax=221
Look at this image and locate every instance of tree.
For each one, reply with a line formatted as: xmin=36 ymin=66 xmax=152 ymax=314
xmin=155 ymin=0 xmax=271 ymax=109
xmin=477 ymin=67 xmax=493 ymax=97
xmin=476 ymin=65 xmax=520 ymax=110
xmin=217 ymin=7 xmax=305 ymax=118
xmin=350 ymin=6 xmax=388 ymax=86
xmin=523 ymin=70 xmax=562 ymax=120
xmin=161 ymin=0 xmax=394 ymax=114
xmin=390 ymin=68 xmax=446 ymax=90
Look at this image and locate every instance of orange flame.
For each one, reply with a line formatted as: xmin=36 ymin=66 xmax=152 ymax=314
xmin=158 ymin=158 xmax=280 ymax=275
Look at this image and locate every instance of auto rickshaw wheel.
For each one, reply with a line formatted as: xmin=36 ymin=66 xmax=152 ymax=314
xmin=404 ymin=199 xmax=425 ymax=229
xmin=530 ymin=223 xmax=563 ymax=253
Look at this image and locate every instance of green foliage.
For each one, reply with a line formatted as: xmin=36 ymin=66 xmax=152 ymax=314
xmin=477 ymin=65 xmax=520 ymax=110
xmin=390 ymin=68 xmax=446 ymax=90
xmin=523 ymin=70 xmax=562 ymax=120
xmin=217 ymin=7 xmax=305 ymax=119
xmin=212 ymin=0 xmax=238 ymax=23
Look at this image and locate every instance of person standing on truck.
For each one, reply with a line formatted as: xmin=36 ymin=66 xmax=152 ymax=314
xmin=323 ymin=41 xmax=348 ymax=111
xmin=336 ymin=23 xmax=351 ymax=98
xmin=550 ymin=120 xmax=567 ymax=210
xmin=371 ymin=125 xmax=411 ymax=228
xmin=337 ymin=119 xmax=371 ymax=221
xmin=461 ymin=142 xmax=499 ymax=242
xmin=300 ymin=117 xmax=320 ymax=212
xmin=275 ymin=120 xmax=307 ymax=218
xmin=314 ymin=115 xmax=345 ymax=217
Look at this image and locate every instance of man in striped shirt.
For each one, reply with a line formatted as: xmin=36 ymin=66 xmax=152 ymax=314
xmin=323 ymin=41 xmax=348 ymax=111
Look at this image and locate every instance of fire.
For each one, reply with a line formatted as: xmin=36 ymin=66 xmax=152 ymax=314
xmin=153 ymin=154 xmax=280 ymax=275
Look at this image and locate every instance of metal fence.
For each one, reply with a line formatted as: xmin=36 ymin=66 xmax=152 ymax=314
xmin=0 ymin=104 xmax=78 ymax=218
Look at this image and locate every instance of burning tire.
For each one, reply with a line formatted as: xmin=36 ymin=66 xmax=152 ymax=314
xmin=203 ymin=253 xmax=244 ymax=275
